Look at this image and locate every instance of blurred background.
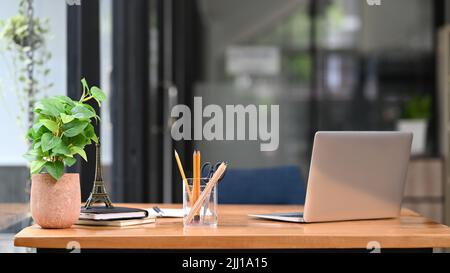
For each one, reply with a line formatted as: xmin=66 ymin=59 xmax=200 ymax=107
xmin=0 ymin=0 xmax=449 ymax=252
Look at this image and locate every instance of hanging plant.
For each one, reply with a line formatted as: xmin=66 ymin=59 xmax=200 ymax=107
xmin=0 ymin=0 xmax=53 ymax=130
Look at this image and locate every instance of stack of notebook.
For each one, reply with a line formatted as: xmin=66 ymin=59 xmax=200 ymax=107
xmin=77 ymin=206 xmax=155 ymax=227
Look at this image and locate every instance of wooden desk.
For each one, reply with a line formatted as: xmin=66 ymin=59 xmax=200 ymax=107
xmin=14 ymin=204 xmax=450 ymax=251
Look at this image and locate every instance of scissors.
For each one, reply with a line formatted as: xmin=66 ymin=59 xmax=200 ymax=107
xmin=200 ymin=161 xmax=227 ymax=217
xmin=201 ymin=161 xmax=227 ymax=181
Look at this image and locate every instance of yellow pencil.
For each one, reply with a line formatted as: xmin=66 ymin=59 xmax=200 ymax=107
xmin=174 ymin=150 xmax=192 ymax=201
xmin=186 ymin=162 xmax=227 ymax=223
xmin=194 ymin=150 xmax=201 ymax=217
xmin=191 ymin=151 xmax=198 ymax=206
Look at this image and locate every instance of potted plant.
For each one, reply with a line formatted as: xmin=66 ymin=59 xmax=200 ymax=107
xmin=24 ymin=78 xmax=106 ymax=228
xmin=397 ymin=95 xmax=431 ymax=155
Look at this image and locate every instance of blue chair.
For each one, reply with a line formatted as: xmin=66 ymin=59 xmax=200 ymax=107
xmin=217 ymin=166 xmax=306 ymax=205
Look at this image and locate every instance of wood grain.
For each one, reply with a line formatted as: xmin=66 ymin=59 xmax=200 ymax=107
xmin=13 ymin=204 xmax=450 ymax=249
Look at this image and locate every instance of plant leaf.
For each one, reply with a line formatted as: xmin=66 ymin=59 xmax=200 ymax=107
xmin=63 ymin=121 xmax=89 ymax=137
xmin=35 ymin=98 xmax=65 ymax=117
xmin=83 ymin=123 xmax=95 ymax=138
xmin=81 ymin=103 xmax=96 ymax=114
xmin=32 ymin=121 xmax=44 ymax=132
xmin=33 ymin=141 xmax=41 ymax=149
xmin=64 ymin=157 xmax=77 ymax=167
xmin=30 ymin=160 xmax=46 ymax=174
xmin=39 ymin=119 xmax=59 ymax=133
xmin=60 ymin=113 xmax=75 ymax=124
xmin=45 ymin=161 xmax=64 ymax=181
xmin=65 ymin=134 xmax=89 ymax=147
xmin=70 ymin=146 xmax=87 ymax=161
xmin=83 ymin=124 xmax=98 ymax=143
xmin=29 ymin=126 xmax=46 ymax=140
xmin=90 ymin=86 xmax=106 ymax=104
xmin=23 ymin=150 xmax=38 ymax=161
xmin=41 ymin=133 xmax=62 ymax=152
xmin=54 ymin=95 xmax=75 ymax=107
xmin=71 ymin=105 xmax=95 ymax=119
xmin=91 ymin=134 xmax=99 ymax=143
xmin=52 ymin=142 xmax=71 ymax=155
xmin=81 ymin=78 xmax=89 ymax=95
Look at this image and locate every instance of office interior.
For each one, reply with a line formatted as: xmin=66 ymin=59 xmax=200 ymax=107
xmin=0 ymin=0 xmax=449 ymax=253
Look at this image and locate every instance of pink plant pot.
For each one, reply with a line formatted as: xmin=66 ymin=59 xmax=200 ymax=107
xmin=30 ymin=173 xmax=81 ymax=229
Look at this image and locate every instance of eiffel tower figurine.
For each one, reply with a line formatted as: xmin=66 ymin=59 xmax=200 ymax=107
xmin=84 ymin=142 xmax=114 ymax=208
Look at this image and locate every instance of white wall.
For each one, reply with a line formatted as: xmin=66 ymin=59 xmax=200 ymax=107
xmin=0 ymin=0 xmax=66 ymax=165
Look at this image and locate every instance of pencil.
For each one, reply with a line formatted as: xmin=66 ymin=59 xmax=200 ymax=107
xmin=174 ymin=150 xmax=192 ymax=201
xmin=186 ymin=162 xmax=227 ymax=223
xmin=195 ymin=150 xmax=201 ymax=218
xmin=192 ymin=151 xmax=199 ymax=206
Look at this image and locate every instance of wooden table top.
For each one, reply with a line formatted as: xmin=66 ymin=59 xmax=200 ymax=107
xmin=14 ymin=204 xmax=450 ymax=249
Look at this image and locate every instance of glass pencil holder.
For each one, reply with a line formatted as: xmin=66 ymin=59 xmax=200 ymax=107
xmin=183 ymin=178 xmax=218 ymax=227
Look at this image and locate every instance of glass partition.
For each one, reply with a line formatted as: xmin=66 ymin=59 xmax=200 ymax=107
xmin=194 ymin=0 xmax=435 ymax=180
xmin=0 ymin=0 xmax=67 ymax=252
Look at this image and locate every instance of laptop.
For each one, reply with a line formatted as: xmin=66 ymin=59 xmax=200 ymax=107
xmin=249 ymin=131 xmax=413 ymax=223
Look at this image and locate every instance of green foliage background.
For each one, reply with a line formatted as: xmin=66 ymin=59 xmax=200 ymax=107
xmin=0 ymin=0 xmax=53 ymax=127
xmin=402 ymin=95 xmax=431 ymax=120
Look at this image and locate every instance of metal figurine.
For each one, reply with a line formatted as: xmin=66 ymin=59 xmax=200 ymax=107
xmin=84 ymin=142 xmax=114 ymax=208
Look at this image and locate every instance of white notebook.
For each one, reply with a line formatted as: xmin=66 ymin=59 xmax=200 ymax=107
xmin=145 ymin=208 xmax=184 ymax=218
xmin=145 ymin=207 xmax=212 ymax=218
xmin=76 ymin=217 xmax=156 ymax=227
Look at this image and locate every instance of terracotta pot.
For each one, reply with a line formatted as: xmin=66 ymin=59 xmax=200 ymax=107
xmin=30 ymin=173 xmax=81 ymax=229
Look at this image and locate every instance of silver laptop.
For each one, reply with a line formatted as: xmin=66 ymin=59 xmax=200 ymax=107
xmin=249 ymin=131 xmax=412 ymax=223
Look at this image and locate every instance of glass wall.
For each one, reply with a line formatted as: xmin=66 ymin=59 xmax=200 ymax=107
xmin=0 ymin=0 xmax=67 ymax=252
xmin=194 ymin=0 xmax=435 ymax=180
xmin=315 ymin=0 xmax=434 ymax=135
xmin=195 ymin=0 xmax=312 ymax=178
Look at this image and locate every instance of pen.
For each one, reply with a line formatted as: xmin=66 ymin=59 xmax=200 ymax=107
xmin=174 ymin=150 xmax=192 ymax=201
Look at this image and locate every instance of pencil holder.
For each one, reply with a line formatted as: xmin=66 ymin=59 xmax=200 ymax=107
xmin=183 ymin=178 xmax=218 ymax=227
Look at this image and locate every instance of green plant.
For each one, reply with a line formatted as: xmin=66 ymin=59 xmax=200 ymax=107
xmin=402 ymin=95 xmax=432 ymax=120
xmin=24 ymin=78 xmax=106 ymax=181
xmin=287 ymin=54 xmax=311 ymax=81
xmin=0 ymin=0 xmax=52 ymax=128
xmin=0 ymin=14 xmax=46 ymax=48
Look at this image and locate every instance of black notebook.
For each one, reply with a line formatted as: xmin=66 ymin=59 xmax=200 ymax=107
xmin=80 ymin=206 xmax=148 ymax=221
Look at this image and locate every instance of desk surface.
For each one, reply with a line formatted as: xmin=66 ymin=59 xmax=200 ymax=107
xmin=14 ymin=204 xmax=450 ymax=249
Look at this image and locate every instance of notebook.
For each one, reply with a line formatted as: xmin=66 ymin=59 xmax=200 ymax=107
xmin=145 ymin=208 xmax=184 ymax=218
xmin=76 ymin=217 xmax=156 ymax=227
xmin=80 ymin=206 xmax=148 ymax=221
